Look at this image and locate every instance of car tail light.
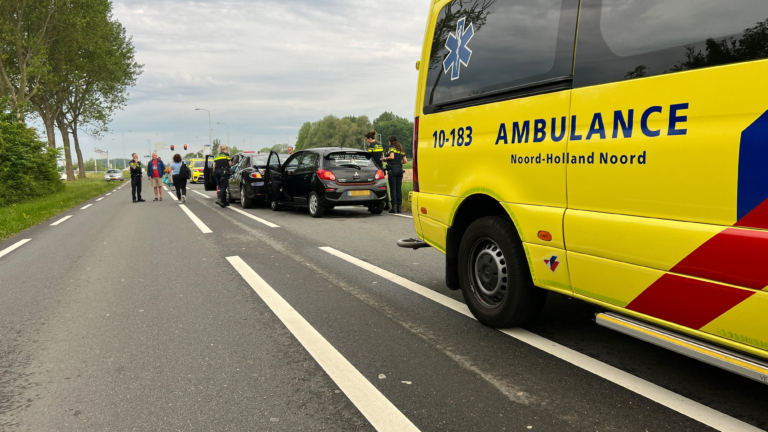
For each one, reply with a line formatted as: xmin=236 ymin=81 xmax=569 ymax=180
xmin=317 ymin=169 xmax=336 ymax=181
xmin=325 ymin=188 xmax=336 ymax=192
xmin=374 ymin=169 xmax=385 ymax=180
xmin=413 ymin=117 xmax=419 ymax=192
xmin=249 ymin=172 xmax=262 ymax=179
xmin=378 ymin=186 xmax=387 ymax=190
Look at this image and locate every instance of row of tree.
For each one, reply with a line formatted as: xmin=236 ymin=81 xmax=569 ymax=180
xmin=0 ymin=0 xmax=142 ymax=181
xmin=295 ymin=112 xmax=415 ymax=157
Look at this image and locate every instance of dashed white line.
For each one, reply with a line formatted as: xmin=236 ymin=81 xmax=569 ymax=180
xmin=191 ymin=190 xmax=210 ymax=198
xmin=319 ymin=246 xmax=762 ymax=432
xmin=96 ymin=198 xmax=104 ymax=202
xmin=226 ymin=256 xmax=420 ymax=432
xmin=81 ymin=204 xmax=93 ymax=210
xmin=0 ymin=239 xmax=31 ymax=259
xmin=227 ymin=206 xmax=280 ymax=228
xmin=391 ymin=213 xmax=412 ymax=219
xmin=106 ymin=193 xmax=112 ymax=196
xmin=179 ymin=205 xmax=212 ymax=233
xmin=50 ymin=215 xmax=73 ymax=226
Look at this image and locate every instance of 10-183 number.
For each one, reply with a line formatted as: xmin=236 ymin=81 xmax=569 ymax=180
xmin=432 ymin=127 xmax=473 ymax=148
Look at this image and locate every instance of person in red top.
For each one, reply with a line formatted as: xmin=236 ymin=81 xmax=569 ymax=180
xmin=147 ymin=152 xmax=166 ymax=201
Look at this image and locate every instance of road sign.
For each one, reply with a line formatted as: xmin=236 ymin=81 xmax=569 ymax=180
xmin=155 ymin=142 xmax=165 ymax=149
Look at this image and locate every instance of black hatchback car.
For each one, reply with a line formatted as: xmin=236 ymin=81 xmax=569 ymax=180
xmin=264 ymin=148 xmax=388 ymax=217
xmin=226 ymin=152 xmax=289 ymax=208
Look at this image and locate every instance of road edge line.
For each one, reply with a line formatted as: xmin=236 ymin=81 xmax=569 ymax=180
xmin=50 ymin=215 xmax=73 ymax=226
xmin=226 ymin=256 xmax=420 ymax=432
xmin=318 ymin=246 xmax=762 ymax=432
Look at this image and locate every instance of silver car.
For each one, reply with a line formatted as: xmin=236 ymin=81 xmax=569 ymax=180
xmin=104 ymin=169 xmax=124 ymax=181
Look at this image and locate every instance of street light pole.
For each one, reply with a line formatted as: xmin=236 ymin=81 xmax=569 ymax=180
xmin=217 ymin=122 xmax=230 ymax=147
xmin=195 ymin=108 xmax=212 ymax=154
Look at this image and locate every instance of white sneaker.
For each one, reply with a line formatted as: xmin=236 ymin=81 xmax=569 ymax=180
xmin=182 ymin=195 xmax=186 ymax=203
xmin=178 ymin=200 xmax=183 ymax=204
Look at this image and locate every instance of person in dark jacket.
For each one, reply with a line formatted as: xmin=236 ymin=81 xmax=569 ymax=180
xmin=384 ymin=136 xmax=407 ymax=213
xmin=147 ymin=152 xmax=166 ymax=201
xmin=128 ymin=153 xmax=145 ymax=203
xmin=366 ymin=131 xmax=390 ymax=210
xmin=213 ymin=145 xmax=232 ymax=207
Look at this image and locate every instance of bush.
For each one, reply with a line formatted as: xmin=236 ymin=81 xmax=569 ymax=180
xmin=0 ymin=112 xmax=63 ymax=207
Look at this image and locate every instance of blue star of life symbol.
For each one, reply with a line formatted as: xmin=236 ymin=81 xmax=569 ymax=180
xmin=443 ymin=17 xmax=475 ymax=80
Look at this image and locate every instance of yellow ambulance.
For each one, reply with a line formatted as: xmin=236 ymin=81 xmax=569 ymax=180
xmin=406 ymin=0 xmax=768 ymax=382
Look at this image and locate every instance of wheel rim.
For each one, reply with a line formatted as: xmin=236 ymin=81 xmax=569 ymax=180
xmin=240 ymin=185 xmax=245 ymax=206
xmin=271 ymin=200 xmax=277 ymax=209
xmin=468 ymin=238 xmax=508 ymax=308
xmin=309 ymin=194 xmax=318 ymax=214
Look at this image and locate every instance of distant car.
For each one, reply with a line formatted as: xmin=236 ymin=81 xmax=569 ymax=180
xmin=188 ymin=158 xmax=211 ymax=183
xmin=263 ymin=148 xmax=388 ymax=218
xmin=227 ymin=152 xmax=290 ymax=208
xmin=104 ymin=169 xmax=124 ymax=181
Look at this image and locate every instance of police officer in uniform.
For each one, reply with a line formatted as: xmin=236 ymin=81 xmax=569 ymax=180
xmin=384 ymin=136 xmax=407 ymax=213
xmin=365 ymin=131 xmax=390 ymax=210
xmin=213 ymin=145 xmax=232 ymax=208
xmin=129 ymin=153 xmax=145 ymax=203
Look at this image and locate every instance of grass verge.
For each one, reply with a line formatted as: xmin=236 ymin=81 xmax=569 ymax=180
xmin=0 ymin=174 xmax=122 ymax=241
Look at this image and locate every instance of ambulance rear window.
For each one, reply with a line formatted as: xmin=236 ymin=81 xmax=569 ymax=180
xmin=423 ymin=0 xmax=579 ymax=113
xmin=575 ymin=0 xmax=768 ymax=87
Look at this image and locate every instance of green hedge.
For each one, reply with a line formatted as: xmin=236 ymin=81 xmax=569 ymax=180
xmin=0 ymin=113 xmax=63 ymax=207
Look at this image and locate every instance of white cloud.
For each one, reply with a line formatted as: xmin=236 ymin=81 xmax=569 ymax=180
xmin=57 ymin=0 xmax=430 ymax=160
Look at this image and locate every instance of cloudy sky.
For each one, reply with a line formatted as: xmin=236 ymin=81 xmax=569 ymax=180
xmin=45 ymin=0 xmax=431 ymax=162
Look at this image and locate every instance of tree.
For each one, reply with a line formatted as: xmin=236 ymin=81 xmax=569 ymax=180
xmin=258 ymin=146 xmax=272 ymax=153
xmin=0 ymin=0 xmax=60 ymax=121
xmin=212 ymin=138 xmax=221 ymax=154
xmin=373 ymin=112 xmax=414 ymax=157
xmin=293 ymin=115 xmax=372 ymax=150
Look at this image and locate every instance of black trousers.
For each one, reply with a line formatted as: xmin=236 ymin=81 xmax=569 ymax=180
xmin=214 ymin=169 xmax=229 ymax=202
xmin=388 ymin=165 xmax=403 ymax=207
xmin=172 ymin=175 xmax=187 ymax=200
xmin=131 ymin=176 xmax=142 ymax=201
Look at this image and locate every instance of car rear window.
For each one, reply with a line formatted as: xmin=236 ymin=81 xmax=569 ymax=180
xmin=326 ymin=152 xmax=372 ymax=167
xmin=575 ymin=0 xmax=768 ymax=87
xmin=107 ymin=170 xmax=120 ymax=173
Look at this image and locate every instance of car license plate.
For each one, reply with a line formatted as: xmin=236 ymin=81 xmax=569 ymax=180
xmin=348 ymin=190 xmax=369 ymax=197
xmin=252 ymin=182 xmax=264 ymax=186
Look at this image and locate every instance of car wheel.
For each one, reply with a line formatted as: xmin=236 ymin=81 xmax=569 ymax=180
xmin=368 ymin=201 xmax=385 ymax=215
xmin=241 ymin=185 xmax=253 ymax=208
xmin=270 ymin=200 xmax=281 ymax=211
xmin=458 ymin=216 xmax=547 ymax=328
xmin=308 ymin=192 xmax=325 ymax=218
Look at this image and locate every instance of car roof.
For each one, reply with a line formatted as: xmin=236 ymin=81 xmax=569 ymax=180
xmin=298 ymin=147 xmax=368 ymax=156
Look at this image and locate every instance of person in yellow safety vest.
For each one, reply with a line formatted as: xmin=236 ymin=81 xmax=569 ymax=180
xmin=384 ymin=136 xmax=407 ymax=214
xmin=213 ymin=145 xmax=232 ymax=208
xmin=366 ymin=131 xmax=390 ymax=210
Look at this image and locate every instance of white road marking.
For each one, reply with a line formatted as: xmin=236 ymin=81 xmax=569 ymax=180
xmin=81 ymin=204 xmax=93 ymax=210
xmin=192 ymin=190 xmax=210 ymax=198
xmin=163 ymin=186 xmax=168 ymax=191
xmin=96 ymin=198 xmax=104 ymax=202
xmin=391 ymin=213 xmax=412 ymax=219
xmin=227 ymin=206 xmax=280 ymax=228
xmin=106 ymin=193 xmax=112 ymax=196
xmin=0 ymin=239 xmax=31 ymax=259
xmin=50 ymin=215 xmax=73 ymax=226
xmin=226 ymin=256 xmax=420 ymax=432
xmin=319 ymin=246 xmax=762 ymax=432
xmin=179 ymin=205 xmax=212 ymax=233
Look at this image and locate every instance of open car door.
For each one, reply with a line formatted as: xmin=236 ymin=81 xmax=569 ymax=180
xmin=265 ymin=151 xmax=283 ymax=204
xmin=203 ymin=155 xmax=217 ymax=191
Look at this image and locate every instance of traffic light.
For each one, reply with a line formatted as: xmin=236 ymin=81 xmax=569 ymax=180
xmin=184 ymin=144 xmax=188 ymax=150
xmin=170 ymin=145 xmax=175 ymax=151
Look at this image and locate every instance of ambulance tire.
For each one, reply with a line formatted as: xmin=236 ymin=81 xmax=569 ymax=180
xmin=458 ymin=216 xmax=547 ymax=328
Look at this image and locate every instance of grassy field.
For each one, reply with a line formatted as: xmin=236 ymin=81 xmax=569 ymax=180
xmin=0 ymin=173 xmax=122 ymax=241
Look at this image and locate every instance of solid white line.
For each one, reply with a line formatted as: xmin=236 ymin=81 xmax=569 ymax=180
xmin=226 ymin=256 xmax=420 ymax=432
xmin=162 ymin=186 xmax=168 ymax=191
xmin=227 ymin=206 xmax=280 ymax=228
xmin=179 ymin=205 xmax=212 ymax=234
xmin=96 ymin=198 xmax=104 ymax=202
xmin=0 ymin=239 xmax=31 ymax=259
xmin=50 ymin=215 xmax=73 ymax=226
xmin=318 ymin=246 xmax=762 ymax=432
xmin=192 ymin=190 xmax=210 ymax=198
xmin=81 ymin=204 xmax=93 ymax=210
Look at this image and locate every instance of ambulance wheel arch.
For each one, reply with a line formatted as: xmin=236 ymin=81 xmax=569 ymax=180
xmin=445 ymin=194 xmax=523 ymax=290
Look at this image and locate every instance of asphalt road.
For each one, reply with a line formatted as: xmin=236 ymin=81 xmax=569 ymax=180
xmin=0 ymin=181 xmax=766 ymax=431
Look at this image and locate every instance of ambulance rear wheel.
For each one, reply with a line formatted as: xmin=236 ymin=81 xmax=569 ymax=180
xmin=458 ymin=216 xmax=547 ymax=328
